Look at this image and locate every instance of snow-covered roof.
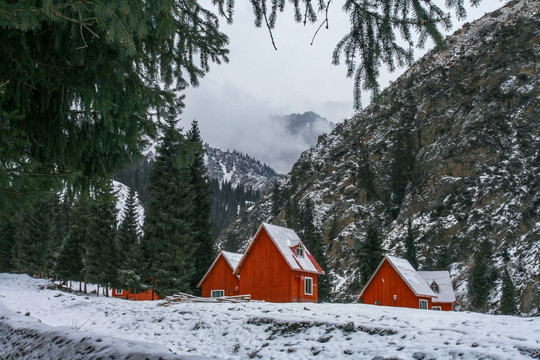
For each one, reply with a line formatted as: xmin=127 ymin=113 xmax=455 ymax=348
xmin=222 ymin=251 xmax=243 ymax=272
xmin=197 ymin=251 xmax=242 ymax=288
xmin=418 ymin=271 xmax=456 ymax=303
xmin=385 ymin=256 xmax=437 ymax=298
xmin=235 ymin=223 xmax=324 ymax=275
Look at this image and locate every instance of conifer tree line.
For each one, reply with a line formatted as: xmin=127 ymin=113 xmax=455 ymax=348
xmin=114 ymin=153 xmax=262 ymax=239
xmin=0 ymin=120 xmax=215 ymax=298
xmin=210 ymin=180 xmax=261 ymax=236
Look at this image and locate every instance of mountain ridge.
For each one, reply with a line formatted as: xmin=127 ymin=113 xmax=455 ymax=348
xmin=219 ymin=0 xmax=540 ymax=315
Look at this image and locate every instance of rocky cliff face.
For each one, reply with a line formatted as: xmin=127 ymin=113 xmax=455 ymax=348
xmin=220 ymin=1 xmax=540 ymax=315
xmin=204 ymin=145 xmax=282 ymax=192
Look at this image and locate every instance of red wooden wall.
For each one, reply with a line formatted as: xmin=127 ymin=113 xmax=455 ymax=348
xmin=432 ymin=302 xmax=453 ymax=311
xmin=200 ymin=254 xmax=240 ymax=297
xmin=112 ymin=288 xmax=159 ymax=301
xmin=237 ymin=229 xmax=318 ymax=303
xmin=290 ymin=270 xmax=318 ymax=303
xmin=360 ymin=259 xmax=432 ymax=309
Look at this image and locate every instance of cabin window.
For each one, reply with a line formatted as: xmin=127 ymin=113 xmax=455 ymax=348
xmin=432 ymin=306 xmax=442 ymax=311
xmin=304 ymin=277 xmax=313 ymax=295
xmin=115 ymin=289 xmax=123 ymax=295
xmin=297 ymin=243 xmax=305 ymax=257
xmin=430 ymin=281 xmax=440 ymax=293
xmin=419 ymin=299 xmax=428 ymax=310
xmin=211 ymin=290 xmax=225 ymax=298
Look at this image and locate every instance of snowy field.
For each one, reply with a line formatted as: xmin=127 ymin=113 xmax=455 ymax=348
xmin=1 ymin=274 xmax=539 ymax=359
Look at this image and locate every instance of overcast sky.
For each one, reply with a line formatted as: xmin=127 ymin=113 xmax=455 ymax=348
xmin=182 ymin=1 xmax=505 ymax=172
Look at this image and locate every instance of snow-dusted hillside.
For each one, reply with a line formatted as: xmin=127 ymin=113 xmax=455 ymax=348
xmin=1 ymin=274 xmax=539 ymax=359
xmin=220 ymin=0 xmax=540 ymax=314
xmin=204 ymin=145 xmax=283 ymax=192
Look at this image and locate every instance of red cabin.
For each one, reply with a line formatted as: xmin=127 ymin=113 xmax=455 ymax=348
xmin=198 ymin=223 xmax=325 ymax=303
xmin=359 ymin=255 xmax=456 ymax=311
xmin=111 ymin=288 xmax=160 ymax=301
xmin=197 ymin=251 xmax=242 ymax=298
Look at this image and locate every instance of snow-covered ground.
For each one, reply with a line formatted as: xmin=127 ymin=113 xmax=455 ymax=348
xmin=1 ymin=274 xmax=539 ymax=359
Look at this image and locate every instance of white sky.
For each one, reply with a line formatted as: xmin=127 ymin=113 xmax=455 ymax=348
xmin=182 ymin=1 xmax=506 ymax=169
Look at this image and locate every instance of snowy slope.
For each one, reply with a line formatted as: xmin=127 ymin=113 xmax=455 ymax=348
xmin=204 ymin=145 xmax=283 ymax=192
xmin=1 ymin=274 xmax=539 ymax=359
xmin=220 ymin=0 xmax=540 ymax=314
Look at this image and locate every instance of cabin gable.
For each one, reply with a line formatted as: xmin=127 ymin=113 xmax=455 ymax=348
xmin=360 ymin=258 xmax=432 ymax=308
xmin=237 ymin=228 xmax=294 ymax=302
xmin=198 ymin=253 xmax=240 ymax=298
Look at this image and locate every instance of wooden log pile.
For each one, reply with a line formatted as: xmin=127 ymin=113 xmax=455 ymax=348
xmin=158 ymin=293 xmax=252 ymax=306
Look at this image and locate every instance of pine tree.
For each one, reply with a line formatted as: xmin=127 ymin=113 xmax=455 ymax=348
xmin=0 ymin=2 xmax=230 ymax=217
xmin=405 ymin=218 xmax=418 ymax=270
xmin=186 ymin=120 xmax=215 ymax=293
xmin=271 ymin=181 xmax=282 ymax=217
xmin=357 ymin=145 xmax=376 ymax=200
xmin=357 ymin=221 xmax=385 ymax=285
xmin=298 ymin=199 xmax=332 ymax=302
xmin=116 ymin=185 xmax=142 ymax=293
xmin=56 ymin=197 xmax=89 ymax=286
xmin=389 ymin=129 xmax=415 ymax=219
xmin=468 ymin=240 xmax=493 ymax=312
xmin=141 ymin=117 xmax=196 ymax=297
xmin=11 ymin=196 xmax=59 ymax=277
xmin=84 ymin=181 xmax=119 ymax=296
xmin=499 ymin=269 xmax=517 ymax=315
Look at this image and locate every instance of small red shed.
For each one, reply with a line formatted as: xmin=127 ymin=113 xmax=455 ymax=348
xmin=111 ymin=288 xmax=160 ymax=301
xmin=197 ymin=251 xmax=242 ymax=298
xmin=233 ymin=223 xmax=325 ymax=303
xmin=359 ymin=255 xmax=455 ymax=311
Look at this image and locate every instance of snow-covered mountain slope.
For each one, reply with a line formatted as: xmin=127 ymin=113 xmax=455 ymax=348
xmin=1 ymin=274 xmax=539 ymax=359
xmin=204 ymin=144 xmax=283 ymax=192
xmin=220 ymin=1 xmax=540 ymax=315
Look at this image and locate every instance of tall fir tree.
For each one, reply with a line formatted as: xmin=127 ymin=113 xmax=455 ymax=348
xmin=271 ymin=181 xmax=282 ymax=217
xmin=499 ymin=268 xmax=517 ymax=315
xmin=142 ymin=117 xmax=196 ymax=297
xmin=405 ymin=218 xmax=419 ymax=270
xmin=186 ymin=120 xmax=215 ymax=293
xmin=468 ymin=240 xmax=494 ymax=312
xmin=389 ymin=129 xmax=415 ymax=219
xmin=116 ymin=185 xmax=143 ymax=294
xmin=84 ymin=181 xmax=119 ymax=296
xmin=298 ymin=199 xmax=332 ymax=302
xmin=356 ymin=221 xmax=385 ymax=285
xmin=11 ymin=195 xmax=60 ymax=277
xmin=0 ymin=2 xmax=229 ymax=217
xmin=357 ymin=145 xmax=376 ymax=200
xmin=56 ymin=196 xmax=89 ymax=287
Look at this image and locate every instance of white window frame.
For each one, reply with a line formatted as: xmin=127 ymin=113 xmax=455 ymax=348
xmin=419 ymin=299 xmax=428 ymax=310
xmin=297 ymin=243 xmax=305 ymax=257
xmin=211 ymin=289 xmax=225 ymax=298
xmin=432 ymin=306 xmax=442 ymax=311
xmin=304 ymin=277 xmax=313 ymax=295
xmin=115 ymin=289 xmax=123 ymax=295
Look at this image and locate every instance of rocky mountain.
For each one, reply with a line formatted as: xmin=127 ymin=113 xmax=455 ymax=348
xmin=271 ymin=111 xmax=335 ymax=147
xmin=219 ymin=1 xmax=540 ymax=315
xmin=204 ymin=144 xmax=282 ymax=192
